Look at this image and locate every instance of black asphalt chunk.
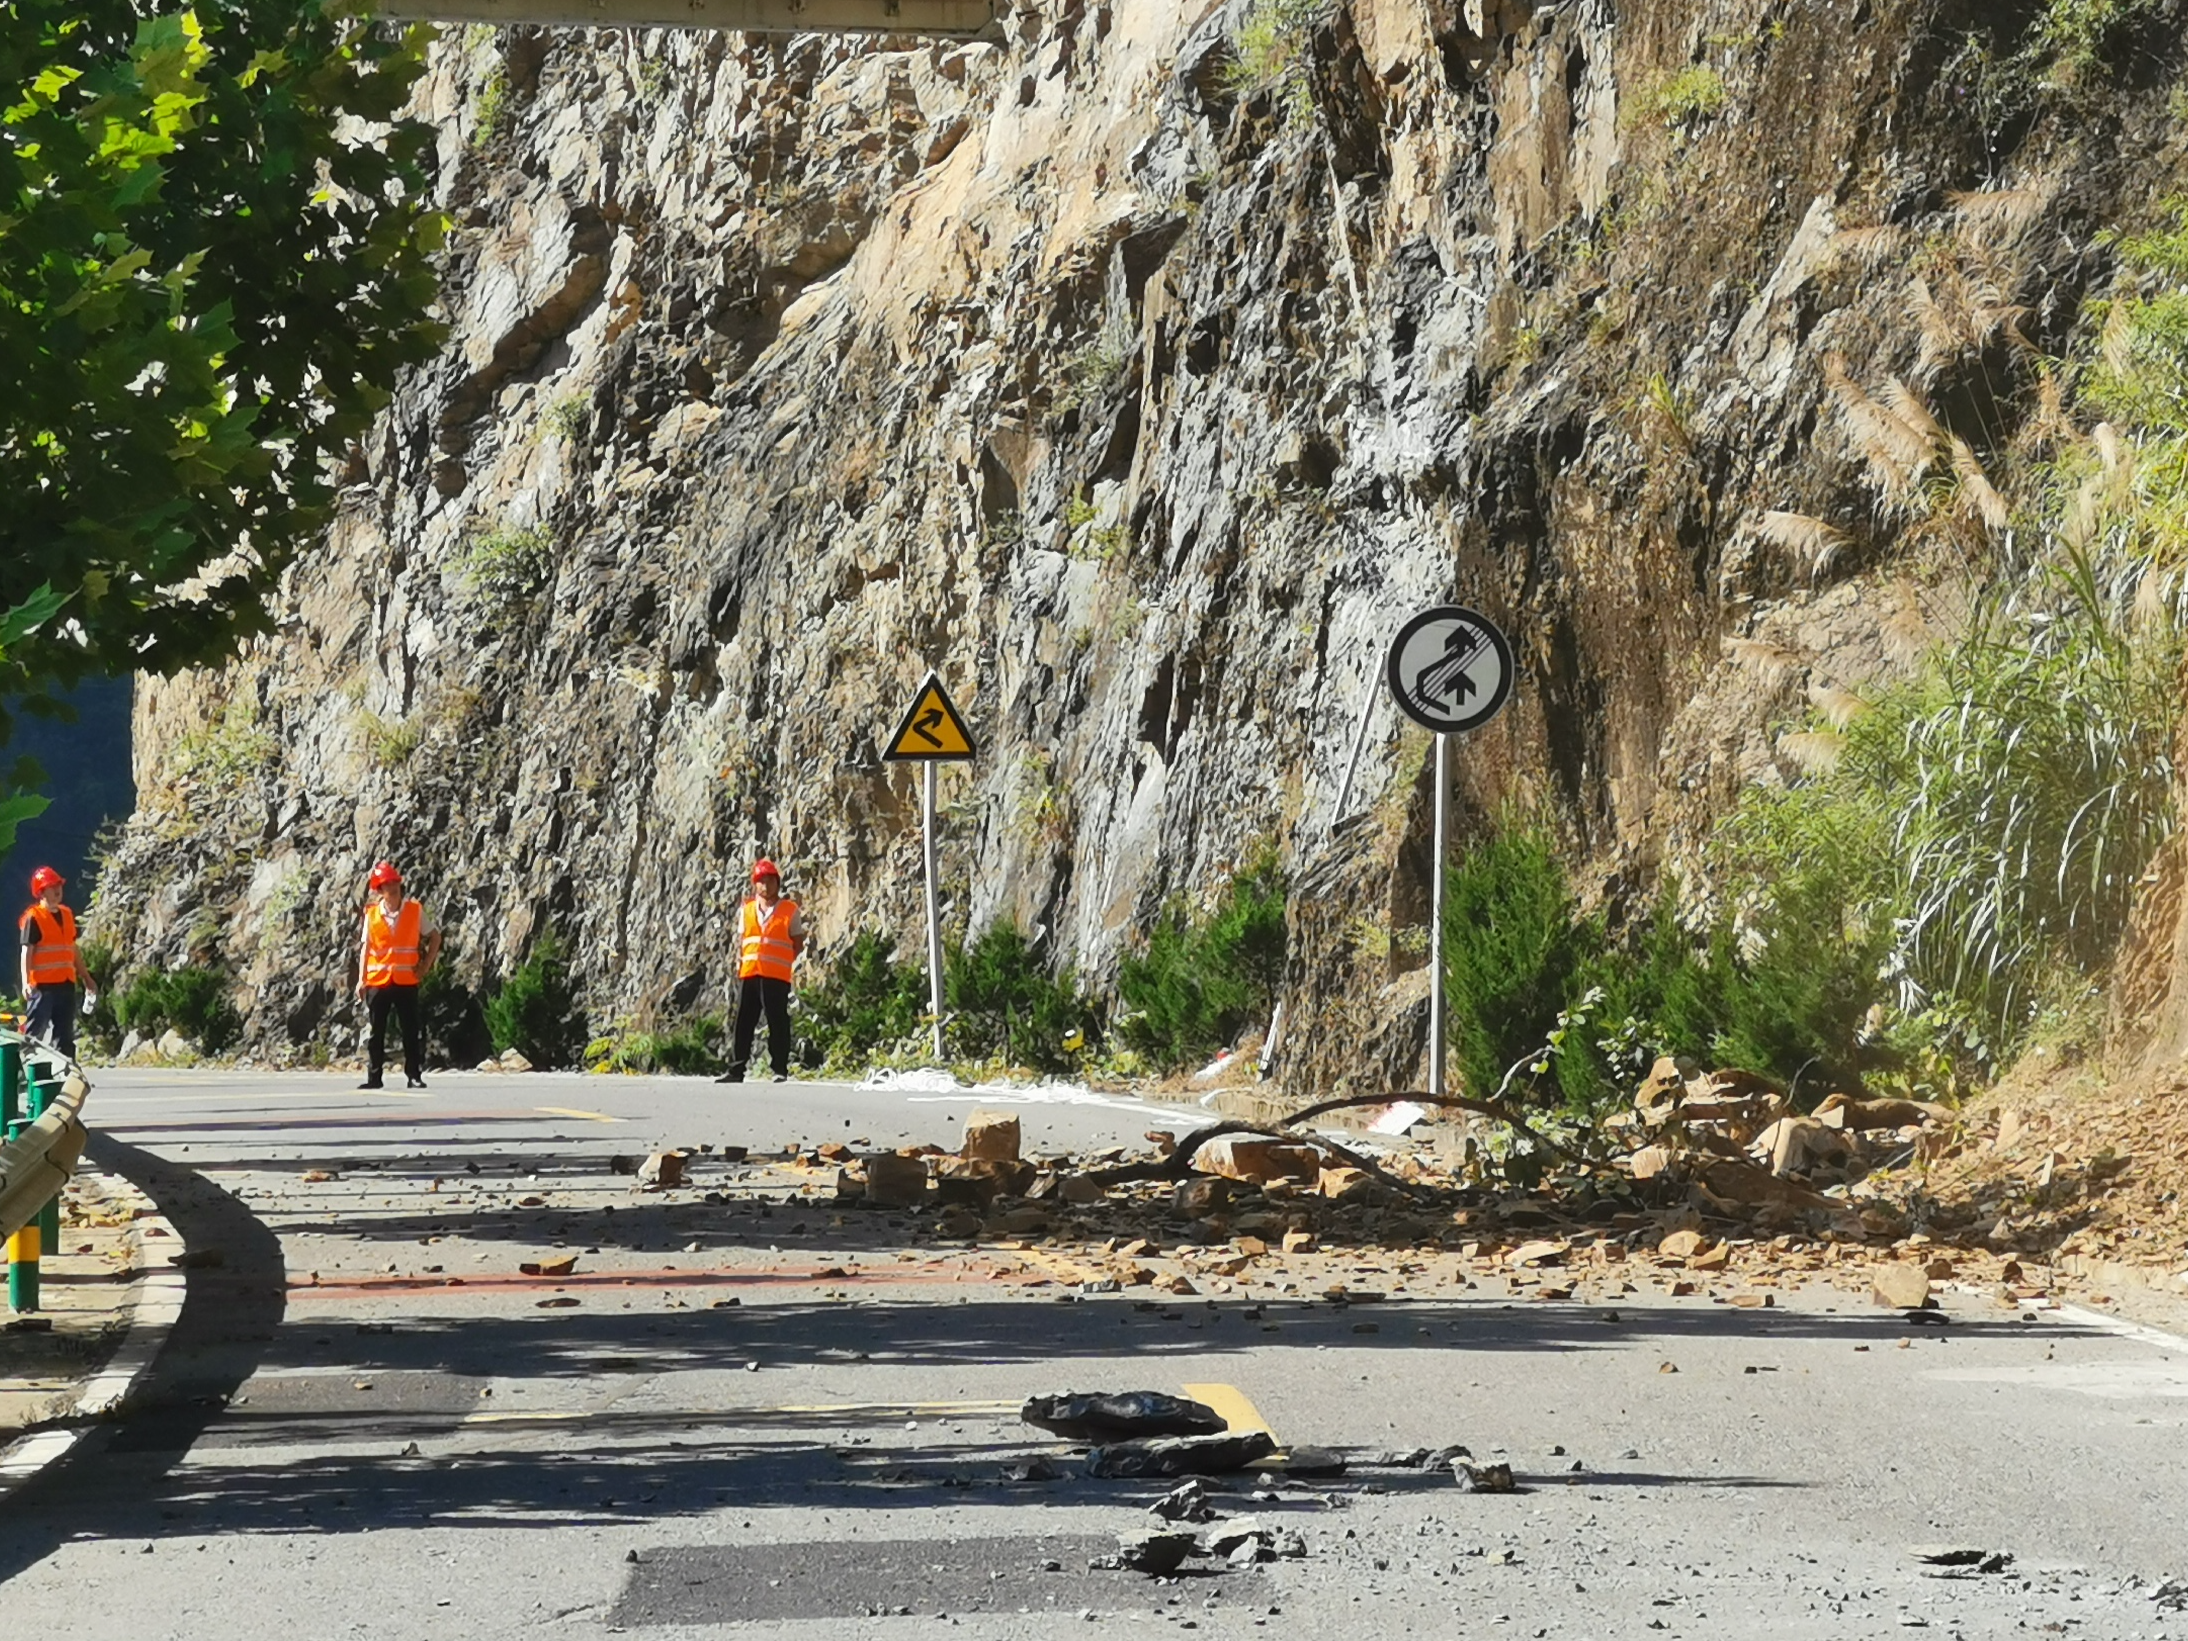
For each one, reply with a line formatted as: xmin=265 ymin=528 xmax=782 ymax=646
xmin=610 ymin=1536 xmax=1266 ymax=1624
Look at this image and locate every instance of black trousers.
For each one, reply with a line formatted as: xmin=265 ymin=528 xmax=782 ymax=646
xmin=730 ymin=975 xmax=793 ymax=1079
xmin=365 ymin=983 xmax=423 ymax=1083
xmin=26 ymin=983 xmax=76 ymax=1060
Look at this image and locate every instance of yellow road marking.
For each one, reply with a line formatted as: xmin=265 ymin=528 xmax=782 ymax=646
xmin=461 ymin=1397 xmax=1018 ymax=1427
xmin=769 ymin=1400 xmax=1020 ymax=1418
xmin=363 ymin=1088 xmax=431 ymax=1099
xmin=534 ymin=1106 xmax=624 ymax=1124
xmin=1181 ymin=1382 xmax=1280 ymax=1448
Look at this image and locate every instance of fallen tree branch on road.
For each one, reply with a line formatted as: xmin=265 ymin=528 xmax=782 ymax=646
xmin=1082 ymin=1117 xmax=1436 ymax=1201
xmin=1284 ymin=1091 xmax=1587 ymax=1165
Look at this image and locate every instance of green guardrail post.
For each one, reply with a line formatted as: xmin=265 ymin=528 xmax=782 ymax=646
xmin=6 ymin=1112 xmax=36 ymax=1313
xmin=27 ymin=1068 xmax=59 ymax=1263
xmin=0 ymin=1036 xmax=19 ymax=1129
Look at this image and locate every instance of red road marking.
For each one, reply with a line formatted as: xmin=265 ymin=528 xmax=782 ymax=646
xmin=288 ymin=1262 xmax=1001 ymax=1297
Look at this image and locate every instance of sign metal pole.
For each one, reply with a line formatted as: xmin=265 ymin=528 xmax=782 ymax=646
xmin=922 ymin=760 xmax=945 ymax=1062
xmin=1429 ymin=731 xmax=1449 ymax=1097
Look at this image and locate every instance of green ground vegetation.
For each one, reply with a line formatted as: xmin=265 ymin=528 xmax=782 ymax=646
xmin=944 ymin=922 xmax=1101 ymax=1075
xmin=1222 ymin=0 xmax=1325 ymax=128
xmin=587 ymin=1014 xmax=726 ymax=1075
xmin=450 ymin=525 xmax=555 ymax=631
xmin=1623 ymin=65 xmax=1727 ymax=131
xmin=795 ymin=930 xmax=931 ymax=1071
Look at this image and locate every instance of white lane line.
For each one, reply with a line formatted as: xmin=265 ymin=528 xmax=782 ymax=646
xmin=91 ymin=1090 xmax=403 ymax=1107
xmin=901 ymin=1087 xmax=1202 ymax=1125
xmin=2055 ymin=1302 xmax=2188 ymax=1354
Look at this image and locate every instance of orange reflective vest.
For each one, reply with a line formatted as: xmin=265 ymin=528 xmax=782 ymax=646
xmin=739 ymin=897 xmax=799 ymax=982
xmin=19 ymin=905 xmax=77 ymax=988
xmin=363 ymin=898 xmax=424 ymax=989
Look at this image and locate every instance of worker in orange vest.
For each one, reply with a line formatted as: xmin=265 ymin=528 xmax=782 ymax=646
xmin=354 ymin=860 xmax=441 ymax=1090
xmin=18 ymin=866 xmax=93 ymax=1059
xmin=717 ymin=858 xmax=806 ymax=1084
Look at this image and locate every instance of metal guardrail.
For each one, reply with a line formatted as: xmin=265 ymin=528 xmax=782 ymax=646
xmin=0 ymin=1027 xmax=91 ymax=1313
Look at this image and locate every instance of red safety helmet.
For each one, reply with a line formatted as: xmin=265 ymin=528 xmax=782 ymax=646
xmin=28 ymin=866 xmax=62 ymax=895
xmin=367 ymin=861 xmax=403 ymax=890
xmin=751 ymin=858 xmax=781 ymax=883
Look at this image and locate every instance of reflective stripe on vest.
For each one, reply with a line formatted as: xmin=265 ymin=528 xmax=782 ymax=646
xmin=20 ymin=905 xmax=77 ymax=987
xmin=739 ymin=898 xmax=798 ymax=982
xmin=364 ymin=899 xmax=423 ymax=988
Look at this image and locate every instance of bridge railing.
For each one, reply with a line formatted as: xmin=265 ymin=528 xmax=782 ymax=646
xmin=0 ymin=1027 xmax=91 ymax=1315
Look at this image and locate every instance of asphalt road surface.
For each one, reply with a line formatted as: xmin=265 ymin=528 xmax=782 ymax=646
xmin=2 ymin=1067 xmax=2186 ymax=1639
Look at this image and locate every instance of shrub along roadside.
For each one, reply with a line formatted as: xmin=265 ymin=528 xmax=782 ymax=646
xmin=110 ymin=965 xmax=242 ymax=1056
xmin=945 ymin=921 xmax=1102 ymax=1075
xmin=483 ymin=931 xmax=588 ymax=1069
xmin=788 ymin=920 xmax=1102 ymax=1077
xmin=421 ymin=965 xmax=492 ymax=1069
xmin=795 ymin=930 xmax=930 ymax=1072
xmin=1116 ymin=854 xmax=1287 ymax=1073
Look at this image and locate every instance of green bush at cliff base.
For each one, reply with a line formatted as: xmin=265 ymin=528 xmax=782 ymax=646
xmin=946 ymin=922 xmax=1101 ymax=1076
xmin=587 ymin=1013 xmax=724 ymax=1075
xmin=484 ymin=932 xmax=588 ymax=1069
xmin=69 ymin=935 xmax=122 ymax=1054
xmin=1438 ymin=819 xmax=1894 ymax=1114
xmin=111 ymin=966 xmax=241 ymax=1057
xmin=795 ymin=930 xmax=930 ymax=1073
xmin=1440 ymin=818 xmax=1605 ymax=1111
xmin=1117 ymin=856 xmax=1287 ymax=1072
xmin=421 ymin=966 xmax=491 ymax=1069
xmin=792 ymin=923 xmax=1096 ymax=1075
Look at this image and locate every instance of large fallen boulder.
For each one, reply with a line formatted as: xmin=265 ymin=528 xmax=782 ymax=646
xmin=1021 ymin=1390 xmax=1226 ymax=1442
xmin=1086 ymin=1430 xmax=1277 ymax=1478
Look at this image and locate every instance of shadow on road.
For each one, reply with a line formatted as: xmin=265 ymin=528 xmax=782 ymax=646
xmin=0 ymin=1134 xmax=287 ymax=1582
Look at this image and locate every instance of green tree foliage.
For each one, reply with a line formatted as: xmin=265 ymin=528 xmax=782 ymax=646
xmin=484 ymin=933 xmax=588 ymax=1068
xmin=0 ymin=586 xmax=69 ymax=852
xmin=1117 ymin=856 xmax=1287 ymax=1071
xmin=0 ymin=1 xmax=444 ymax=727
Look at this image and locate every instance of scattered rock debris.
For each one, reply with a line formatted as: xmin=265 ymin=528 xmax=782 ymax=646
xmin=1452 ymin=1461 xmax=1517 ymax=1494
xmin=1149 ymin=1480 xmax=1219 ymax=1523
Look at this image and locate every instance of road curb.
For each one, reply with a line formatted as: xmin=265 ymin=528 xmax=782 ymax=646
xmin=0 ymin=1159 xmax=188 ymax=1499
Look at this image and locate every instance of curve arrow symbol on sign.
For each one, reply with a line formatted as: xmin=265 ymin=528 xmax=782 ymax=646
xmin=914 ymin=708 xmax=945 ymax=747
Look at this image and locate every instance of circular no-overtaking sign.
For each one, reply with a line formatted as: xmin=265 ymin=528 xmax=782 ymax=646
xmin=1385 ymin=605 xmax=1515 ymax=734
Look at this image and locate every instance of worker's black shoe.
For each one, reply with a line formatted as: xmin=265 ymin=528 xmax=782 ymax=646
xmin=358 ymin=1077 xmax=383 ymax=1090
xmin=406 ymin=1076 xmax=427 ymax=1090
xmin=714 ymin=1071 xmax=743 ymax=1084
xmin=770 ymin=1071 xmax=790 ymax=1083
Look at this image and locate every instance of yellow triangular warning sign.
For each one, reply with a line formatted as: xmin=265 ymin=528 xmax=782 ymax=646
xmin=883 ymin=672 xmax=977 ymax=761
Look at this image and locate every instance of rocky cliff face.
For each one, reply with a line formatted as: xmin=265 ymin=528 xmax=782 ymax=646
xmin=92 ymin=0 xmax=2188 ymax=1081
